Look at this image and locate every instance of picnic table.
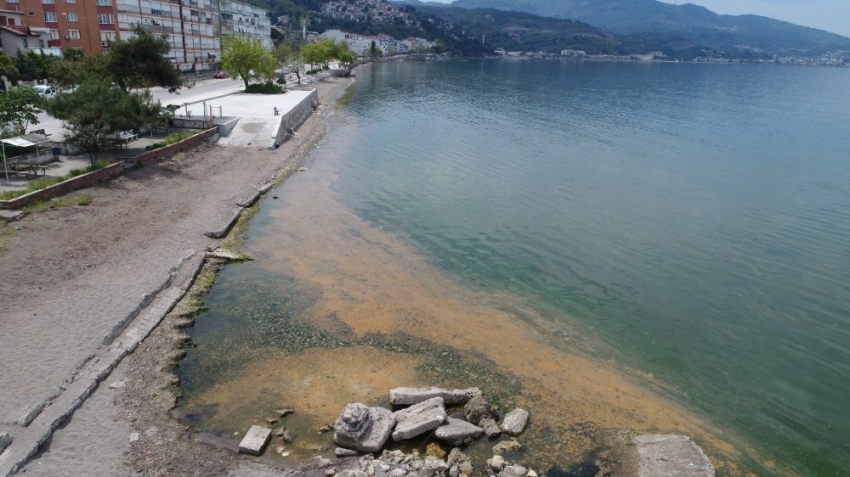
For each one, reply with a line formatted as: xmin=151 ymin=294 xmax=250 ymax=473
xmin=3 ymin=161 xmax=48 ymax=180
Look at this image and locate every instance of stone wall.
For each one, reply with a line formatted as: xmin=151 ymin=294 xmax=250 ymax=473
xmin=274 ymin=89 xmax=320 ymax=147
xmin=1 ymin=129 xmax=217 ymax=210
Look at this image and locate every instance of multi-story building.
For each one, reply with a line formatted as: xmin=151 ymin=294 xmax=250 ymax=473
xmin=217 ymin=0 xmax=270 ymax=49
xmin=1 ymin=0 xmax=269 ymax=71
xmin=0 ymin=0 xmax=115 ymax=55
xmin=115 ymin=0 xmax=219 ymax=71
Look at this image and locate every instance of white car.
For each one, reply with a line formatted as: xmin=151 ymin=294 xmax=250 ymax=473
xmin=33 ymin=85 xmax=58 ymax=98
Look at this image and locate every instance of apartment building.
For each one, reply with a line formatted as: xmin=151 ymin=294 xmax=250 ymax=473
xmin=1 ymin=0 xmax=269 ymax=72
xmin=114 ymin=0 xmax=219 ymax=71
xmin=218 ymin=0 xmax=269 ymax=49
xmin=0 ymin=0 xmax=116 ymax=55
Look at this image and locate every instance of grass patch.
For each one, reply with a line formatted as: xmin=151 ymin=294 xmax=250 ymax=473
xmin=145 ymin=132 xmax=198 ymax=151
xmin=245 ymin=82 xmax=285 ymax=94
xmin=22 ymin=193 xmax=93 ymax=213
xmin=0 ymin=221 xmax=16 ymax=252
xmin=220 ymin=201 xmax=260 ymax=253
xmin=0 ymin=160 xmax=112 ymax=200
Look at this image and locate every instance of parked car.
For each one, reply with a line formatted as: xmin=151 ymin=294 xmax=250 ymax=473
xmin=33 ymin=85 xmax=58 ymax=98
xmin=213 ymin=71 xmax=228 ymax=79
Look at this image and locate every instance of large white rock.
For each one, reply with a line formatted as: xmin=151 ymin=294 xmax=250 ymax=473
xmin=500 ymin=408 xmax=529 ymax=436
xmin=238 ymin=425 xmax=271 ymax=456
xmin=389 ymin=387 xmax=482 ymax=406
xmin=333 ymin=403 xmax=396 ymax=452
xmin=434 ymin=417 xmax=484 ymax=445
xmin=635 ymin=434 xmax=715 ymax=476
xmin=392 ymin=397 xmax=447 ymax=441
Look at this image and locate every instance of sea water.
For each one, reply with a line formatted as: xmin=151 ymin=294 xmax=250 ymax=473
xmin=181 ymin=60 xmax=850 ymax=476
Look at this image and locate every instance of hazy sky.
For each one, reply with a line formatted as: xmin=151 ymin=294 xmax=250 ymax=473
xmin=428 ymin=0 xmax=850 ymax=38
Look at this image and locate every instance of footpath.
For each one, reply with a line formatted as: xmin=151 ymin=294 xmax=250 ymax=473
xmin=0 ymin=79 xmax=336 ymax=477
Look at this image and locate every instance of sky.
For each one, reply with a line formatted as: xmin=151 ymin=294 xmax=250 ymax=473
xmin=426 ymin=0 xmax=850 ymax=38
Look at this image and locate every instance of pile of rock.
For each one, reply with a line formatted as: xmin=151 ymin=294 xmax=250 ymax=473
xmin=320 ymin=447 xmax=537 ymax=477
xmin=332 ymin=387 xmax=529 ymax=454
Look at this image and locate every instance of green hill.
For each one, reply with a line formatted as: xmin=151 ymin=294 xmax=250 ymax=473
xmin=448 ymin=0 xmax=850 ymax=55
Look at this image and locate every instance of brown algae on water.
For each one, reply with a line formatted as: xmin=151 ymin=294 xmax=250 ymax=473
xmin=180 ymin=145 xmax=759 ymax=474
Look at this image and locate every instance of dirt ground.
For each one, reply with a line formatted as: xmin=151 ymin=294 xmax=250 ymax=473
xmin=0 ymin=78 xmax=348 ymax=476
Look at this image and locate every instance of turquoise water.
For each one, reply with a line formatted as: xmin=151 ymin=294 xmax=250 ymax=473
xmin=182 ymin=60 xmax=850 ymax=475
xmin=325 ymin=61 xmax=850 ymax=475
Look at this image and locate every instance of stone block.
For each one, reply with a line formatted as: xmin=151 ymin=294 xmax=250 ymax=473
xmin=238 ymin=425 xmax=271 ymax=456
xmin=434 ymin=417 xmax=484 ymax=445
xmin=333 ymin=403 xmax=395 ymax=452
xmin=389 ymin=387 xmax=482 ymax=406
xmin=0 ymin=432 xmax=12 ymax=454
xmin=392 ymin=397 xmax=447 ymax=441
xmin=635 ymin=434 xmax=715 ymax=476
xmin=500 ymin=408 xmax=529 ymax=436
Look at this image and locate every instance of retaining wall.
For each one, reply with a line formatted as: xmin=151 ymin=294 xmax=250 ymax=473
xmin=273 ymin=89 xmax=320 ymax=147
xmin=1 ymin=128 xmax=217 ymax=209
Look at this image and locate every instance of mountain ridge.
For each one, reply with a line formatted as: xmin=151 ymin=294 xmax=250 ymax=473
xmin=444 ymin=0 xmax=850 ymax=54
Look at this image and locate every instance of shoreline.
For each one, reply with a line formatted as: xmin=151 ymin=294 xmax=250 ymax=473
xmin=2 ymin=63 xmax=761 ymax=476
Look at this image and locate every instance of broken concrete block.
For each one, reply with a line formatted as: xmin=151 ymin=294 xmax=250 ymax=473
xmin=500 ymin=408 xmax=529 ymax=436
xmin=238 ymin=425 xmax=272 ymax=456
xmin=392 ymin=397 xmax=447 ymax=441
xmin=333 ymin=403 xmax=395 ymax=452
xmin=389 ymin=387 xmax=482 ymax=406
xmin=635 ymin=434 xmax=715 ymax=476
xmin=434 ymin=417 xmax=484 ymax=445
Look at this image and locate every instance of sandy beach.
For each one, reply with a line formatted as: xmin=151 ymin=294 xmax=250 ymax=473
xmin=0 ymin=78 xmax=346 ymax=476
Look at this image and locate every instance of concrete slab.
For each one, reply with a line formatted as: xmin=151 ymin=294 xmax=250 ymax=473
xmin=635 ymin=434 xmax=715 ymax=477
xmin=238 ymin=425 xmax=271 ymax=456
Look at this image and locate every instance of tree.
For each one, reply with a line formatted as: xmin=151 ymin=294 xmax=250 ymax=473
xmin=65 ymin=122 xmax=112 ymax=165
xmin=0 ymin=53 xmax=20 ymax=88
xmin=0 ymin=86 xmax=47 ymax=138
xmin=300 ymin=41 xmax=329 ymax=70
xmin=48 ymin=51 xmax=107 ymax=88
xmin=48 ymin=79 xmax=164 ymax=135
xmin=220 ymin=35 xmax=278 ymax=89
xmin=107 ymin=25 xmax=184 ymax=93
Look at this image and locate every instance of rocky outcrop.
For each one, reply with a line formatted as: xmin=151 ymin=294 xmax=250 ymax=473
xmin=434 ymin=417 xmax=485 ymax=446
xmin=500 ymin=409 xmax=529 ymax=436
xmin=463 ymin=396 xmax=497 ymax=424
xmin=333 ymin=403 xmax=396 ymax=452
xmin=392 ymin=397 xmax=447 ymax=441
xmin=389 ymin=387 xmax=482 ymax=406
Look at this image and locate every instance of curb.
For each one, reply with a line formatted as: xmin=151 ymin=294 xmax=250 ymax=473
xmin=0 ymin=250 xmax=205 ymax=477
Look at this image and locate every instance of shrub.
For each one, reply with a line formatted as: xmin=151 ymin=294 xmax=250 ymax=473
xmin=145 ymin=131 xmax=197 ymax=151
xmin=245 ymin=82 xmax=284 ymax=94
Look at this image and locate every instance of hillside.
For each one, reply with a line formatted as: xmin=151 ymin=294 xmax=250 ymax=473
xmin=449 ymin=0 xmax=850 ymax=55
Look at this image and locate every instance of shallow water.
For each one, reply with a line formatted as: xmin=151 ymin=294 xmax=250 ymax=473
xmin=180 ymin=60 xmax=850 ymax=476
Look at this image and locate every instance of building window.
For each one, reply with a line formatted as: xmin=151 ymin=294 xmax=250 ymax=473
xmin=190 ymin=9 xmax=198 ymax=16
xmin=44 ymin=11 xmax=57 ymax=21
xmin=95 ymin=0 xmax=111 ymax=5
xmin=100 ymin=30 xmax=116 ymax=41
xmin=66 ymin=29 xmax=80 ymax=39
xmin=50 ymin=29 xmax=60 ymax=40
xmin=66 ymin=12 xmax=78 ymax=21
xmin=97 ymin=13 xmax=114 ymax=24
xmin=6 ymin=0 xmax=18 ymax=3
xmin=64 ymin=0 xmax=76 ymax=3
xmin=42 ymin=0 xmax=54 ymax=3
xmin=151 ymin=8 xmax=162 ymax=14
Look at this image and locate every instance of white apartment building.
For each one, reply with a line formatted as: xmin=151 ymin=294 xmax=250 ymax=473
xmin=115 ymin=0 xmax=219 ymax=71
xmin=218 ymin=0 xmax=270 ymax=49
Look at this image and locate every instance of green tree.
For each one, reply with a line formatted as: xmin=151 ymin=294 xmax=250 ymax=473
xmin=220 ymin=35 xmax=278 ymax=89
xmin=107 ymin=25 xmax=184 ymax=93
xmin=64 ymin=122 xmax=112 ymax=165
xmin=48 ymin=51 xmax=107 ymax=88
xmin=0 ymin=53 xmax=20 ymax=88
xmin=48 ymin=79 xmax=164 ymax=135
xmin=0 ymin=86 xmax=47 ymax=137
